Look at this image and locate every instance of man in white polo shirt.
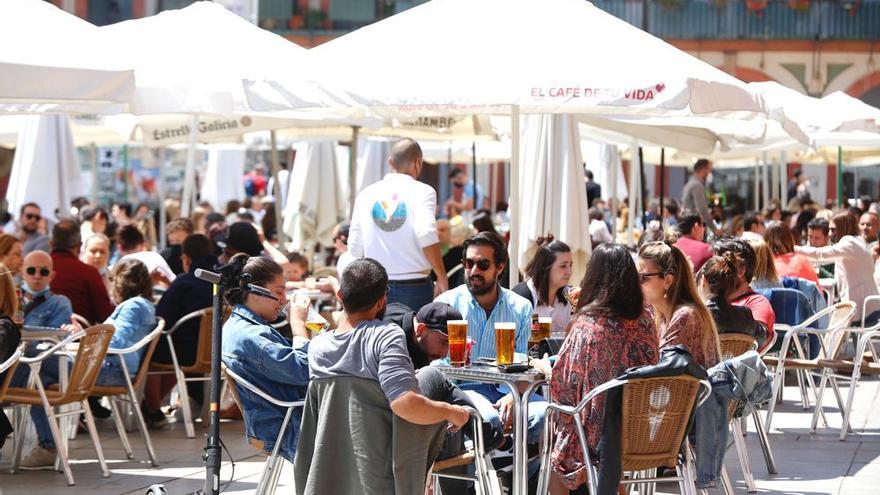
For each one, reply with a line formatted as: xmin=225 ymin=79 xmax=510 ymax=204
xmin=349 ymin=138 xmax=448 ymax=312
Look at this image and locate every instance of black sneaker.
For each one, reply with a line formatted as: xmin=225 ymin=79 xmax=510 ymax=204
xmin=142 ymin=405 xmax=169 ymax=429
xmin=89 ymin=396 xmax=112 ymax=419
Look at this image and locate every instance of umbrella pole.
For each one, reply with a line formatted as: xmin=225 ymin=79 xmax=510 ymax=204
xmin=838 ymin=146 xmax=844 ymax=207
xmin=508 ymin=106 xmax=521 ymax=287
xmin=638 ymin=147 xmax=647 ymax=232
xmin=349 ymin=126 xmax=360 ymax=217
xmin=659 ymin=148 xmax=665 ymax=222
xmin=609 ymin=146 xmax=618 ymax=236
xmin=90 ymin=143 xmax=98 ymax=205
xmin=627 ymin=140 xmax=638 ymax=247
xmin=472 ymin=141 xmax=477 ymax=209
xmin=269 ymin=130 xmax=286 ymax=246
xmin=181 ymin=114 xmax=199 ymax=218
xmin=762 ymin=151 xmax=770 ymax=209
xmin=754 ymin=157 xmax=760 ymax=212
xmin=158 ymin=148 xmax=167 ymax=250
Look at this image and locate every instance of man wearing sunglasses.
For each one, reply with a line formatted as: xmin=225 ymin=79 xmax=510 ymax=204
xmin=20 ymin=250 xmax=72 ymax=329
xmin=18 ymin=203 xmax=49 ymax=256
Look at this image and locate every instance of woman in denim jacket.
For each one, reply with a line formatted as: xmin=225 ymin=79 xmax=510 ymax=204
xmin=221 ymin=254 xmax=311 ymax=462
xmin=16 ymin=258 xmax=156 ymax=469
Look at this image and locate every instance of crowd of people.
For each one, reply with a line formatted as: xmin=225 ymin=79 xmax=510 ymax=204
xmin=0 ymin=139 xmax=874 ymax=494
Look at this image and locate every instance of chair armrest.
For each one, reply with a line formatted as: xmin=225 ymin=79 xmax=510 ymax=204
xmin=19 ymin=330 xmax=84 ymax=365
xmin=224 ymin=367 xmax=305 ymax=409
xmin=861 ymin=295 xmax=880 ymax=327
xmin=106 ymin=320 xmax=166 ymax=356
xmin=0 ymin=344 xmax=24 ymax=374
xmin=165 ymin=309 xmax=209 ymax=335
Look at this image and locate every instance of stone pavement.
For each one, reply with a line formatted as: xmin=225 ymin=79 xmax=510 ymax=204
xmin=1 ymin=377 xmax=878 ymax=495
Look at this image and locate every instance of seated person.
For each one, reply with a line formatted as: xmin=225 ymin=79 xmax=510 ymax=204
xmin=117 ymin=224 xmax=176 ymax=286
xmin=0 ymin=265 xmax=22 ymax=450
xmin=512 ymin=235 xmax=575 ymax=336
xmin=82 ymin=234 xmax=112 ymax=292
xmin=143 ymin=234 xmax=218 ymax=428
xmin=222 ymin=254 xmax=311 ymax=462
xmin=160 ymin=218 xmax=194 ymax=275
xmin=673 ymin=211 xmax=713 ymax=273
xmin=283 ymin=251 xmax=309 ymax=284
xmin=302 ymin=259 xmax=469 ymax=489
xmin=713 ymin=238 xmax=776 ymax=353
xmin=14 ymin=258 xmax=157 ymax=469
xmin=532 ymin=243 xmax=657 ymax=494
xmin=698 ymin=254 xmax=768 ymax=347
xmin=20 ymin=250 xmax=73 ymax=328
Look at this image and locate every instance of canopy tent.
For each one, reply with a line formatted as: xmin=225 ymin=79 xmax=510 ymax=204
xmin=0 ymin=0 xmax=134 ymax=114
xmin=6 ymin=115 xmax=85 ymax=221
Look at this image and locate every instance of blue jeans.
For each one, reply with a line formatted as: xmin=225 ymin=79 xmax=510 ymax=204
xmin=693 ymin=390 xmax=729 ymax=488
xmin=387 ymin=278 xmax=434 ymax=312
xmin=12 ymin=355 xmax=128 ymax=449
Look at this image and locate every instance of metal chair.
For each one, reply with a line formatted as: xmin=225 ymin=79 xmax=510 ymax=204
xmin=224 ymin=366 xmax=304 ymax=495
xmin=810 ymin=316 xmax=880 ymax=441
xmin=90 ymin=318 xmax=165 ymax=466
xmin=430 ymin=407 xmax=497 ymax=495
xmin=537 ymin=375 xmax=711 ymax=495
xmin=72 ymin=314 xmax=90 ymax=327
xmin=148 ymin=307 xmax=213 ymax=438
xmin=0 ymin=342 xmax=24 ymax=395
xmin=763 ymin=301 xmax=856 ymax=431
xmin=5 ymin=325 xmax=115 ymax=485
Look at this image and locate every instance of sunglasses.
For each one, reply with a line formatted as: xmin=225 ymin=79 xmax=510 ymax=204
xmin=25 ymin=267 xmax=51 ymax=277
xmin=638 ymin=271 xmax=664 ymax=284
xmin=464 ymin=258 xmax=492 ymax=271
xmin=24 ymin=213 xmax=41 ymax=221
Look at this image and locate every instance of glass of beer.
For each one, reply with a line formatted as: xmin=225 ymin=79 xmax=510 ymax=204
xmin=305 ymin=306 xmax=330 ymax=334
xmin=447 ymin=320 xmax=469 ymax=367
xmin=538 ymin=317 xmax=552 ymax=341
xmin=495 ymin=322 xmax=516 ymax=365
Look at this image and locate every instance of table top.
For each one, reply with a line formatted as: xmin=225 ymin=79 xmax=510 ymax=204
xmin=435 ymin=363 xmax=545 ymax=384
xmin=21 ymin=327 xmax=68 ymax=341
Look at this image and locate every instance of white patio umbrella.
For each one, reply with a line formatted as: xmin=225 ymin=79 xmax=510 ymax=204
xmin=0 ymin=0 xmax=134 ymax=114
xmin=6 ymin=115 xmax=84 ymax=221
xmin=515 ymin=114 xmax=591 ymax=284
xmin=355 ymin=138 xmax=394 ymax=194
xmin=283 ymin=141 xmax=349 ymax=251
xmin=200 ymin=145 xmax=247 ymax=212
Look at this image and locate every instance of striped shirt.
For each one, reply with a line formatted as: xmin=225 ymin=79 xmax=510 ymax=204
xmin=435 ymin=285 xmax=533 ymax=359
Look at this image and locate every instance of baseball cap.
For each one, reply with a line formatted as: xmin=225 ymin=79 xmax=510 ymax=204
xmin=415 ymin=302 xmax=463 ymax=335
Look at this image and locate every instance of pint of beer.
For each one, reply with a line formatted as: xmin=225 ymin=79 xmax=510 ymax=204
xmin=538 ymin=317 xmax=552 ymax=341
xmin=447 ymin=320 xmax=469 ymax=367
xmin=495 ymin=322 xmax=516 ymax=365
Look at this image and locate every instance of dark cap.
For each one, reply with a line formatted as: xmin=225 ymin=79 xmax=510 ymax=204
xmin=225 ymin=222 xmax=263 ymax=257
xmin=415 ymin=302 xmax=463 ymax=335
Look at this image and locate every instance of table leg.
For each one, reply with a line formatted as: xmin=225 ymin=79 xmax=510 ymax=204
xmin=514 ymin=381 xmax=544 ymax=495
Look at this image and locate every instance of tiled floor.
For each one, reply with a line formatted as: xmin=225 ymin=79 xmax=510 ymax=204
xmin=1 ymin=377 xmax=879 ymax=494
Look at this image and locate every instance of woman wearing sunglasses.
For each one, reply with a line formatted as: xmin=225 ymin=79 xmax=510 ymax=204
xmin=637 ymin=241 xmax=720 ymax=369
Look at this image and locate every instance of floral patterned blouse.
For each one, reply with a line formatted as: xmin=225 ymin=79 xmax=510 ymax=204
xmin=657 ymin=304 xmax=719 ymax=369
xmin=549 ymin=307 xmax=659 ymax=490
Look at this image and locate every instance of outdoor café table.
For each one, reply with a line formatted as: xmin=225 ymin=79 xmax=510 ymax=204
xmin=435 ymin=363 xmax=546 ymax=495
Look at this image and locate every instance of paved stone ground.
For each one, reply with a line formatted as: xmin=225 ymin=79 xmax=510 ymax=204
xmin=1 ymin=377 xmax=878 ymax=494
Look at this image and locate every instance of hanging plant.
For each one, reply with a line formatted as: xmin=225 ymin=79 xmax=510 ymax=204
xmin=787 ymin=0 xmax=811 ymax=12
xmin=746 ymin=0 xmax=769 ymax=15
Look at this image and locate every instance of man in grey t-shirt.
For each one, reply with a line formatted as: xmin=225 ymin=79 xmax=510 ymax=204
xmin=308 ymin=258 xmax=469 ymax=426
xmin=681 ymin=158 xmax=718 ymax=236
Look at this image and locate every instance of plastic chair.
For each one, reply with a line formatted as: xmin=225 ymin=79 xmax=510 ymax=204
xmin=537 ymin=375 xmax=711 ymax=495
xmin=224 ymin=366 xmax=304 ymax=495
xmin=91 ymin=318 xmax=165 ymax=466
xmin=430 ymin=407 xmax=497 ymax=495
xmin=5 ymin=325 xmax=115 ymax=485
xmin=764 ymin=301 xmax=856 ymax=432
xmin=810 ymin=315 xmax=880 ymax=441
xmin=148 ymin=307 xmax=213 ymax=438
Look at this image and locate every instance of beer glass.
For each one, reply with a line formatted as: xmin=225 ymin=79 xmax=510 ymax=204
xmin=495 ymin=322 xmax=516 ymax=365
xmin=538 ymin=317 xmax=552 ymax=341
xmin=447 ymin=320 xmax=469 ymax=367
xmin=304 ymin=306 xmax=330 ymax=334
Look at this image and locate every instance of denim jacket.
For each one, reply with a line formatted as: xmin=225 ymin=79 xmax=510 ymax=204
xmin=221 ymin=304 xmax=310 ymax=462
xmin=23 ymin=292 xmax=73 ymax=329
xmin=105 ymin=296 xmax=156 ymax=376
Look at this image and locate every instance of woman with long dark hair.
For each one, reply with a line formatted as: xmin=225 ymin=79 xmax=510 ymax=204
xmin=795 ymin=211 xmax=878 ymax=323
xmin=698 ymin=254 xmax=767 ymax=346
xmin=638 ymin=241 xmax=720 ymax=369
xmin=543 ymin=243 xmax=658 ymax=493
xmin=764 ymin=221 xmax=819 ymax=288
xmin=512 ymin=235 xmax=574 ymax=336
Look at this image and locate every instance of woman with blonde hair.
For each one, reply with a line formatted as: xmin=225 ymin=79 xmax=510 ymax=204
xmin=637 ymin=241 xmax=720 ymax=368
xmin=747 ymin=240 xmax=782 ymax=290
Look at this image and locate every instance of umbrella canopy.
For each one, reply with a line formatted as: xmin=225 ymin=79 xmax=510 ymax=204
xmin=6 ymin=115 xmax=84 ymax=221
xmin=0 ymin=0 xmax=134 ymax=113
xmin=255 ymin=0 xmax=767 ymax=121
xmin=200 ymin=146 xmax=247 ymax=212
xmin=515 ymin=114 xmax=591 ymax=283
xmin=283 ymin=141 xmax=349 ymax=250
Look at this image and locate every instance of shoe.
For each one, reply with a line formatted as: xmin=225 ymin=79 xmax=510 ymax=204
xmin=89 ymin=396 xmax=112 ymax=419
xmin=19 ymin=446 xmax=57 ymax=470
xmin=142 ymin=405 xmax=169 ymax=430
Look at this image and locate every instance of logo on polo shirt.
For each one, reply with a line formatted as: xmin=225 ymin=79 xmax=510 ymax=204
xmin=371 ymin=195 xmax=407 ymax=232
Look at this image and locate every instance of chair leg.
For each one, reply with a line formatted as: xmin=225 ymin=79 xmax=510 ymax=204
xmin=765 ymin=360 xmax=787 ymax=431
xmin=720 ymin=465 xmax=735 ymax=495
xmin=82 ymin=400 xmax=111 ymax=479
xmin=796 ymin=369 xmax=809 ymax=410
xmin=839 ymin=364 xmax=862 ymax=442
xmin=176 ymin=373 xmax=195 ymax=439
xmin=42 ymin=404 xmax=75 ymax=485
xmin=752 ymin=410 xmax=777 ymax=475
xmin=109 ymin=399 xmax=134 ymax=460
xmin=10 ymin=405 xmax=31 ymax=473
xmin=731 ymin=419 xmax=757 ymax=493
xmin=128 ymin=389 xmax=160 ymax=466
xmin=256 ymin=454 xmax=277 ymax=495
